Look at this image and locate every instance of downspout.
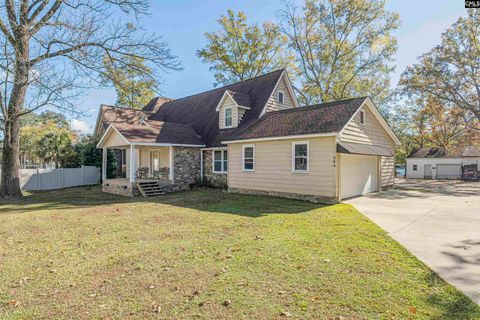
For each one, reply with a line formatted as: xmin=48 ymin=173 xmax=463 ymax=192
xmin=200 ymin=149 xmax=204 ymax=183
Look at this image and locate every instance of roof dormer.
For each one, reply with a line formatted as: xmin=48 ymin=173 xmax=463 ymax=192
xmin=216 ymin=90 xmax=251 ymax=129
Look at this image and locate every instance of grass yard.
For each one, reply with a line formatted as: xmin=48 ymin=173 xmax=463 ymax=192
xmin=0 ymin=187 xmax=479 ymax=319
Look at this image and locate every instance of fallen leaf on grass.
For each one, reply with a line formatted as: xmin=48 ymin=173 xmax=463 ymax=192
xmin=8 ymin=300 xmax=21 ymax=307
xmin=280 ymin=311 xmax=292 ymax=317
xmin=222 ymin=299 xmax=231 ymax=306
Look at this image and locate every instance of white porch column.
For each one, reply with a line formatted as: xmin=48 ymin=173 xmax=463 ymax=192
xmin=129 ymin=144 xmax=136 ymax=182
xmin=169 ymin=146 xmax=174 ymax=183
xmin=102 ymin=147 xmax=107 ymax=181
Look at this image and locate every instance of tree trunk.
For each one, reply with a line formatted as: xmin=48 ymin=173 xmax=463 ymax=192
xmin=0 ymin=33 xmax=30 ymax=198
xmin=1 ymin=118 xmax=23 ymax=197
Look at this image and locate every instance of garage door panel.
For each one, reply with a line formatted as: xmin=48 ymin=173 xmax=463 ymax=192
xmin=436 ymin=164 xmax=461 ymax=179
xmin=341 ymin=154 xmax=378 ymax=199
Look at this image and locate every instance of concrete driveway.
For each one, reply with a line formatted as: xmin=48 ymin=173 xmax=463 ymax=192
xmin=345 ymin=179 xmax=480 ymax=303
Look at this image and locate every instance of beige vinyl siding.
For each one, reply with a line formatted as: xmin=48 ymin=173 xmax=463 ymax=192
xmin=139 ymin=146 xmax=170 ymax=169
xmin=238 ymin=108 xmax=247 ymax=123
xmin=339 ymin=106 xmax=396 ymax=188
xmin=381 ymin=156 xmax=395 ymax=187
xmin=264 ymin=76 xmax=296 ymax=112
xmin=338 ymin=107 xmax=395 ymax=153
xmin=125 ymin=146 xmax=170 ymax=177
xmin=218 ymin=95 xmax=241 ymax=129
xmin=228 ymin=136 xmax=337 ymax=197
xmin=102 ymin=129 xmax=128 ymax=148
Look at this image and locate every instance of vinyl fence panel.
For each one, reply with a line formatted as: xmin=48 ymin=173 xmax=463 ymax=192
xmin=2 ymin=166 xmax=101 ymax=191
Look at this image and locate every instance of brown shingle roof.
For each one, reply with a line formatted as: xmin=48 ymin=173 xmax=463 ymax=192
xmin=462 ymin=146 xmax=480 ymax=157
xmin=99 ymin=105 xmax=150 ymax=130
xmin=149 ymin=69 xmax=285 ymax=147
xmin=142 ymin=97 xmax=174 ymax=112
xmin=223 ymin=97 xmax=368 ymax=142
xmin=112 ymin=120 xmax=203 ymax=145
xmin=225 ymin=90 xmax=251 ymax=107
xmin=408 ymin=146 xmax=480 ymax=158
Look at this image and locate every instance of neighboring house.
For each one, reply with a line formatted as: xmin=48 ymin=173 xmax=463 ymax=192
xmin=94 ymin=69 xmax=400 ymax=202
xmin=406 ymin=146 xmax=480 ymax=180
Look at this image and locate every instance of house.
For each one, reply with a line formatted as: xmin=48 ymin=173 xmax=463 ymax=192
xmin=94 ymin=69 xmax=400 ymax=202
xmin=406 ymin=146 xmax=480 ymax=180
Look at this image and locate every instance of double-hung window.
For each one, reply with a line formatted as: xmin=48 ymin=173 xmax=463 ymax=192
xmin=213 ymin=149 xmax=228 ymax=173
xmin=243 ymin=145 xmax=255 ymax=171
xmin=278 ymin=91 xmax=284 ymax=103
xmin=224 ymin=108 xmax=233 ymax=127
xmin=292 ymin=142 xmax=309 ymax=172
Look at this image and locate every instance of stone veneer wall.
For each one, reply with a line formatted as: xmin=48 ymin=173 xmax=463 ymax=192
xmin=173 ymin=147 xmax=201 ymax=190
xmin=102 ymin=181 xmax=140 ymax=197
xmin=202 ymin=150 xmax=228 ymax=189
xmin=228 ymin=187 xmax=337 ymax=204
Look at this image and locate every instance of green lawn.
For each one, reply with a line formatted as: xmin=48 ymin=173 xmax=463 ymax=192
xmin=0 ymin=187 xmax=478 ymax=319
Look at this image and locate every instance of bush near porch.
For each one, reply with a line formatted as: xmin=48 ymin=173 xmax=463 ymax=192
xmin=0 ymin=187 xmax=478 ymax=319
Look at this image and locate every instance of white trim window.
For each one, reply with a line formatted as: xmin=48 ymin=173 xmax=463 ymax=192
xmin=224 ymin=108 xmax=233 ymax=128
xmin=359 ymin=110 xmax=366 ymax=125
xmin=242 ymin=145 xmax=255 ymax=171
xmin=292 ymin=141 xmax=309 ymax=173
xmin=278 ymin=91 xmax=284 ymax=104
xmin=213 ymin=149 xmax=228 ymax=173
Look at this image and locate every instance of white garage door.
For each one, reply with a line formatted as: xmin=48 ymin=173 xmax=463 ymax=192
xmin=341 ymin=154 xmax=378 ymax=199
xmin=436 ymin=164 xmax=461 ymax=179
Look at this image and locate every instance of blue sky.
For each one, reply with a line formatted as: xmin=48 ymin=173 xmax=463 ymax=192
xmin=71 ymin=0 xmax=467 ymax=133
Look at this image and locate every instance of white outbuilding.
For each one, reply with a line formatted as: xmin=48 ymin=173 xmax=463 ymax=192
xmin=406 ymin=146 xmax=480 ymax=180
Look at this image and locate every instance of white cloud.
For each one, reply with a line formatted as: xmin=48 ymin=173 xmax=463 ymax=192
xmin=70 ymin=119 xmax=91 ymax=134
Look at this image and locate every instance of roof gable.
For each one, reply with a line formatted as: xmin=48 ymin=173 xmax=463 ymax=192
xmin=97 ymin=120 xmax=204 ymax=148
xmin=93 ymin=105 xmax=150 ymax=138
xmin=338 ymin=97 xmax=400 ymax=145
xmin=260 ymin=70 xmax=299 ymax=116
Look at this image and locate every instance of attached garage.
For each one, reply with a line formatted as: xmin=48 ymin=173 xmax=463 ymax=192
xmin=340 ymin=154 xmax=378 ymax=199
xmin=436 ymin=164 xmax=461 ymax=179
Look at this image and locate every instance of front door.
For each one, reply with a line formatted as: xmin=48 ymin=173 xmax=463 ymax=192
xmin=150 ymin=150 xmax=161 ymax=176
xmin=424 ymin=164 xmax=432 ymax=179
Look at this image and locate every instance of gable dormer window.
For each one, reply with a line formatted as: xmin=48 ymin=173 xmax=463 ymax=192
xmin=224 ymin=108 xmax=233 ymax=128
xmin=278 ymin=91 xmax=284 ymax=104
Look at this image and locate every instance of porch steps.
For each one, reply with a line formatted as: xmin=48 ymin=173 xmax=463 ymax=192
xmin=136 ymin=181 xmax=166 ymax=197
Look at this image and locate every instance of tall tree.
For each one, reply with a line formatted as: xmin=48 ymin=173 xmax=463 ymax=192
xmin=399 ymin=9 xmax=480 ymax=121
xmin=36 ymin=121 xmax=76 ymax=168
xmin=0 ymin=0 xmax=181 ymax=197
xmin=102 ymin=55 xmax=158 ymax=109
xmin=197 ymin=9 xmax=291 ymax=86
xmin=20 ymin=112 xmax=77 ymax=168
xmin=279 ymin=0 xmax=400 ymax=105
xmin=413 ymin=99 xmax=478 ymax=151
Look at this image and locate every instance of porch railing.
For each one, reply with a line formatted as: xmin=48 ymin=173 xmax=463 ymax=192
xmin=136 ymin=167 xmax=170 ymax=180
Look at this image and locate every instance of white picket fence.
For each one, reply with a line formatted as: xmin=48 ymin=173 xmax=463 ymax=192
xmin=8 ymin=166 xmax=101 ymax=191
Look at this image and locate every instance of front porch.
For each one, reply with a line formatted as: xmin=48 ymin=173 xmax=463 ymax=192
xmin=97 ymin=123 xmax=203 ymax=197
xmin=100 ymin=144 xmax=175 ymax=197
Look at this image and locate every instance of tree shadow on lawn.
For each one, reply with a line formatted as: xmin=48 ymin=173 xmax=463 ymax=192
xmin=0 ymin=185 xmax=326 ymax=217
xmin=424 ymin=271 xmax=480 ymax=320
